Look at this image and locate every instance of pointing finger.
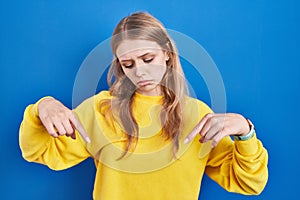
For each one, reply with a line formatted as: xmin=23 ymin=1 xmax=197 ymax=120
xmin=70 ymin=113 xmax=91 ymax=143
xmin=184 ymin=113 xmax=212 ymax=144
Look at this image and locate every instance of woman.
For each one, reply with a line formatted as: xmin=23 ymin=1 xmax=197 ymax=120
xmin=19 ymin=12 xmax=268 ymax=200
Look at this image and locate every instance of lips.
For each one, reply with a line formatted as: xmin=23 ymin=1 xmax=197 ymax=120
xmin=137 ymin=80 xmax=153 ymax=86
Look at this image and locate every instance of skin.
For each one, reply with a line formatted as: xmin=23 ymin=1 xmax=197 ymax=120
xmin=116 ymin=39 xmax=168 ymax=96
xmin=38 ymin=97 xmax=90 ymax=143
xmin=37 ymin=39 xmax=250 ymax=147
xmin=184 ymin=113 xmax=250 ymax=147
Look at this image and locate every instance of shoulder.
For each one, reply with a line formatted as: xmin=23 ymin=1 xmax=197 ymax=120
xmin=74 ymin=90 xmax=112 ymax=113
xmin=94 ymin=90 xmax=113 ymax=102
xmin=184 ymin=96 xmax=213 ymax=118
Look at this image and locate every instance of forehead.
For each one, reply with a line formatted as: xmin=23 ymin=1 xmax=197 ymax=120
xmin=116 ymin=39 xmax=162 ymax=59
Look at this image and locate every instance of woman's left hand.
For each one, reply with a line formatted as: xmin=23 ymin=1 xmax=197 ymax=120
xmin=184 ymin=113 xmax=250 ymax=147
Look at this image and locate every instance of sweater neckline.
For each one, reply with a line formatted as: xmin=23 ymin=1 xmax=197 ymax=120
xmin=134 ymin=92 xmax=163 ymax=104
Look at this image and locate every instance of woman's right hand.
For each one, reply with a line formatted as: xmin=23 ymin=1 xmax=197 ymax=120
xmin=37 ymin=97 xmax=91 ymax=143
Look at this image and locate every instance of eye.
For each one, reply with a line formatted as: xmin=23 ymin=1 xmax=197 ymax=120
xmin=144 ymin=57 xmax=154 ymax=63
xmin=124 ymin=64 xmax=133 ymax=68
xmin=122 ymin=63 xmax=134 ymax=69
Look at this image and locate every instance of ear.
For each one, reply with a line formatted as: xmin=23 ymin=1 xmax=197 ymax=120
xmin=164 ymin=51 xmax=170 ymax=61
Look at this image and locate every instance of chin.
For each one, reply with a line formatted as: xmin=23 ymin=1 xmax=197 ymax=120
xmin=137 ymin=85 xmax=161 ymax=96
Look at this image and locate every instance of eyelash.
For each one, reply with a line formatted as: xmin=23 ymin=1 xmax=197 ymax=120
xmin=144 ymin=58 xmax=153 ymax=63
xmin=124 ymin=64 xmax=133 ymax=69
xmin=123 ymin=58 xmax=154 ymax=68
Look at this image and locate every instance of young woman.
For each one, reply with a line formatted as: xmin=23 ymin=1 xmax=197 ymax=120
xmin=19 ymin=12 xmax=268 ymax=200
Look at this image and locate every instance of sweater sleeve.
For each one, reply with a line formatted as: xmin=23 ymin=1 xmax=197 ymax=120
xmin=19 ymin=97 xmax=91 ymax=171
xmin=204 ymin=133 xmax=269 ymax=195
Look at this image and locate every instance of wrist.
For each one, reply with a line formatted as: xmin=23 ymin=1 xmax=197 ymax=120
xmin=233 ymin=118 xmax=255 ymax=141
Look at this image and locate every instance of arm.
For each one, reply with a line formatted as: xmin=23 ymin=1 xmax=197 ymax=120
xmin=19 ymin=97 xmax=91 ymax=170
xmin=185 ymin=112 xmax=268 ymax=195
xmin=205 ymin=134 xmax=268 ymax=195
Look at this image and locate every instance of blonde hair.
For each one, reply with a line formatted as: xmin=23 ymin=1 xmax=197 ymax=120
xmin=100 ymin=12 xmax=188 ymax=158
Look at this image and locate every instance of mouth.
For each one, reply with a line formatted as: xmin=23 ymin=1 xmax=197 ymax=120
xmin=137 ymin=80 xmax=153 ymax=86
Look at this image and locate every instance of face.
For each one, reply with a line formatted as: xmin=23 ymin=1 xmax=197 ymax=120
xmin=116 ymin=39 xmax=169 ymax=96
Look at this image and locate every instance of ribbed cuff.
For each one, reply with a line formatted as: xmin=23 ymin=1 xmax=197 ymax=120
xmin=234 ymin=133 xmax=259 ymax=156
xmin=28 ymin=96 xmax=53 ymax=127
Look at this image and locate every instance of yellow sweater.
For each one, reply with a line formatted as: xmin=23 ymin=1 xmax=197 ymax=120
xmin=19 ymin=91 xmax=268 ymax=200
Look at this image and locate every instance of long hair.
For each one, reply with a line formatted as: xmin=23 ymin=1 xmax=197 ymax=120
xmin=100 ymin=12 xmax=188 ymax=159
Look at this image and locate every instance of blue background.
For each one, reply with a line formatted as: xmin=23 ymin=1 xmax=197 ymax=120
xmin=1 ymin=0 xmax=299 ymax=199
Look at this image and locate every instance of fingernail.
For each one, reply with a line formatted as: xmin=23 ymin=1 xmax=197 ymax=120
xmin=212 ymin=141 xmax=217 ymax=148
xmin=86 ymin=137 xmax=91 ymax=143
xmin=184 ymin=138 xmax=189 ymax=144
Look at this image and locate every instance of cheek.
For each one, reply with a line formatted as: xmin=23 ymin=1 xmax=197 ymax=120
xmin=122 ymin=67 xmax=136 ymax=80
xmin=121 ymin=67 xmax=131 ymax=76
xmin=150 ymin=64 xmax=167 ymax=79
xmin=151 ymin=57 xmax=167 ymax=75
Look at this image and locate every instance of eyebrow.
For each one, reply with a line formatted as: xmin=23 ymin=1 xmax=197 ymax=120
xmin=119 ymin=52 xmax=154 ymax=62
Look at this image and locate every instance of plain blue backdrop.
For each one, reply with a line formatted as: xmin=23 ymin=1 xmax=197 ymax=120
xmin=1 ymin=0 xmax=299 ymax=199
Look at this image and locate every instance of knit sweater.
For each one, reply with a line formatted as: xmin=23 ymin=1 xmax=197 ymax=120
xmin=19 ymin=91 xmax=268 ymax=200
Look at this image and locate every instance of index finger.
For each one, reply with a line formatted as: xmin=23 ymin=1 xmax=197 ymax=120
xmin=184 ymin=113 xmax=211 ymax=144
xmin=70 ymin=114 xmax=91 ymax=143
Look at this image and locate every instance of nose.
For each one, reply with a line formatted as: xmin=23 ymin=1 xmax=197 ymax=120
xmin=135 ymin=66 xmax=144 ymax=77
xmin=135 ymin=61 xmax=146 ymax=77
